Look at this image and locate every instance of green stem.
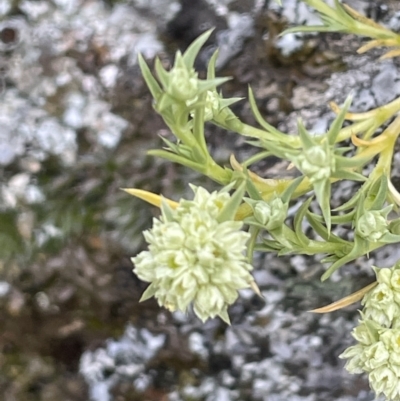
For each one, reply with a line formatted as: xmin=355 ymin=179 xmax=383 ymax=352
xmin=204 ymin=159 xmax=233 ymax=185
xmin=192 ymin=94 xmax=209 ymax=157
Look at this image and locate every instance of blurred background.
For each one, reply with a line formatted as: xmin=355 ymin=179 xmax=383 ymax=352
xmin=1 ymin=0 xmax=400 ymax=400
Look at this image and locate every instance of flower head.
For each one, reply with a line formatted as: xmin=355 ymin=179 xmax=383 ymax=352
xmin=245 ymin=196 xmax=288 ymax=231
xmin=294 ymin=144 xmax=335 ymax=183
xmin=340 ymin=263 xmax=400 ymax=400
xmin=167 ymin=60 xmax=199 ymax=102
xmin=339 ymin=320 xmax=399 ymax=399
xmin=132 ymin=185 xmax=254 ymax=323
xmin=356 ymin=210 xmax=389 ymax=242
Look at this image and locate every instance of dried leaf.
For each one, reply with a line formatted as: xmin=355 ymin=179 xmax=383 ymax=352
xmin=310 ymin=281 xmax=377 ymax=313
xmin=122 ymin=188 xmax=179 ymax=209
xmin=380 ymin=48 xmax=400 ymax=60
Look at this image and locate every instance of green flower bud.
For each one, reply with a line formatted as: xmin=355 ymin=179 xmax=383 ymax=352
xmin=168 ymin=66 xmax=199 ymax=101
xmin=203 ymin=91 xmax=219 ymax=121
xmin=187 ymin=90 xmax=220 ymax=121
xmin=253 ymin=198 xmax=287 ymax=230
xmin=294 ymin=145 xmax=335 ymax=183
xmin=356 ymin=210 xmax=388 ymax=242
xmin=132 ymin=185 xmax=254 ymax=324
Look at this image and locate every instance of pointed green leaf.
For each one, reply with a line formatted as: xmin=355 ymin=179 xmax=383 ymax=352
xmin=281 ymin=176 xmax=304 ymax=203
xmin=389 ymin=218 xmax=400 ymax=235
xmin=154 ymin=57 xmax=170 ymax=89
xmin=331 ymin=210 xmax=356 ymax=224
xmin=182 ymin=29 xmax=214 ymax=68
xmin=334 ymin=0 xmax=355 ymax=23
xmin=156 ymin=93 xmax=179 ymax=113
xmin=320 ymin=14 xmax=347 ymax=31
xmin=242 ymin=151 xmax=272 ymax=168
xmin=302 ymin=0 xmax=339 ymax=18
xmin=307 ymin=209 xmax=355 ymax=225
xmin=219 ymin=97 xmax=244 ymax=109
xmin=321 ymin=235 xmax=369 ymax=281
xmin=277 ymin=247 xmax=295 ymax=256
xmin=382 ymin=204 xmax=394 ymax=217
xmin=331 ymin=169 xmax=366 ymax=182
xmin=321 ymin=245 xmax=362 ymax=281
xmin=307 ymin=216 xmax=332 ymax=242
xmin=281 ymin=25 xmax=342 ymax=36
xmin=246 ymin=226 xmax=260 ymax=263
xmin=354 ymin=194 xmax=367 ymax=231
xmin=369 ymin=176 xmax=388 ymax=210
xmin=197 ymin=77 xmax=231 ymax=93
xmin=243 ymin=216 xmax=267 ymax=229
xmin=335 ymin=147 xmax=353 ymax=155
xmin=321 ymin=254 xmax=339 ymax=263
xmin=380 ymin=232 xmax=400 ymax=244
xmin=160 ymin=136 xmax=180 ymax=153
xmin=147 ymin=149 xmax=203 ymax=172
xmin=140 ymin=283 xmax=157 ymax=301
xmin=255 ymin=240 xmax=283 ymax=252
xmin=218 ymin=309 xmax=231 ymax=325
xmin=219 ymin=180 xmax=237 ymax=194
xmin=245 ymin=172 xmax=264 ymax=200
xmin=248 ymin=87 xmax=293 ymax=144
xmin=333 ymin=188 xmax=362 ymax=211
xmin=313 ymin=179 xmax=331 ymax=233
xmin=192 ymin=93 xmax=208 ymax=156
xmin=334 ymin=154 xmax=370 ymax=168
xmin=297 ymin=119 xmax=316 ymax=150
xmin=138 ymin=54 xmax=163 ymax=100
xmin=306 ymin=211 xmax=350 ymax=244
xmin=207 ymin=49 xmax=219 ymax=80
xmin=280 ymin=225 xmax=301 ymax=247
xmin=270 ymin=229 xmax=295 ymax=249
xmin=217 ymin=182 xmax=246 ymax=222
xmin=161 ymin=197 xmax=176 ymax=223
xmin=294 ymin=197 xmax=313 ymax=247
xmin=162 ymin=119 xmax=195 ymax=146
xmin=259 ymin=138 xmax=293 ymax=159
xmin=326 ymin=95 xmax=352 ymax=145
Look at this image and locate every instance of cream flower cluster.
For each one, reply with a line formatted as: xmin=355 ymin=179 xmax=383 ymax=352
xmin=132 ymin=185 xmax=254 ymax=324
xmin=340 ymin=264 xmax=400 ymax=400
